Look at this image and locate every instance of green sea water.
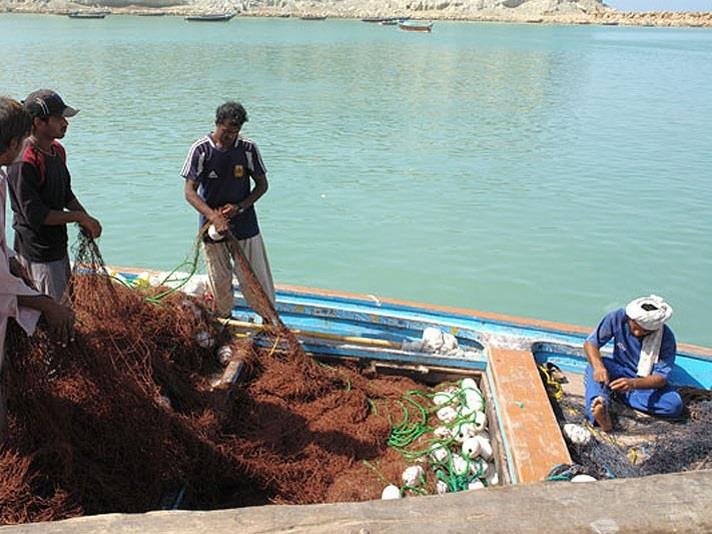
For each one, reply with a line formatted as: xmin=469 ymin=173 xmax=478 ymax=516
xmin=1 ymin=15 xmax=711 ymax=346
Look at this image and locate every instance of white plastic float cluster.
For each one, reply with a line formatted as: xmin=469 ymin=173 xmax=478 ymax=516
xmin=105 ymin=269 xmax=209 ymax=299
xmin=401 ymin=327 xmax=480 ymax=359
xmin=382 ymin=377 xmax=499 ymax=500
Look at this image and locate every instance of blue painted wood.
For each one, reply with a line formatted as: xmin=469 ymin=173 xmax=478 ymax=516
xmin=531 ymin=341 xmax=711 ymax=389
xmin=252 ymin=336 xmax=488 ymax=371
xmin=233 ymin=291 xmax=712 ymax=390
xmin=116 ymin=271 xmax=712 ymax=389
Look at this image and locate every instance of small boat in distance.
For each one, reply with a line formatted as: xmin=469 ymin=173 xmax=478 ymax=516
xmin=362 ymin=16 xmax=410 ymax=23
xmin=185 ymin=13 xmax=235 ymax=22
xmin=300 ymin=15 xmax=327 ymax=21
xmin=399 ymin=21 xmax=433 ymax=32
xmin=67 ymin=11 xmax=107 ymax=19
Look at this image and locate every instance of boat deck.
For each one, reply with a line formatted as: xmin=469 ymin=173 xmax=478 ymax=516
xmin=559 ymin=370 xmax=665 ymax=447
xmin=550 ymin=368 xmax=712 ymax=478
xmin=6 ymin=267 xmax=708 ymax=531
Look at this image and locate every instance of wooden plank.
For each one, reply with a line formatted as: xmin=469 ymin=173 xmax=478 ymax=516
xmin=488 ymin=347 xmax=571 ymax=483
xmin=6 ymin=470 xmax=712 ymax=533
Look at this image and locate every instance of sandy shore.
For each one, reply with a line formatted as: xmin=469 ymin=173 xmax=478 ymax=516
xmin=1 ymin=3 xmax=711 ymax=28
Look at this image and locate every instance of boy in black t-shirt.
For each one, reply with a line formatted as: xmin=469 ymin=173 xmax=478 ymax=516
xmin=7 ymin=90 xmax=102 ymax=302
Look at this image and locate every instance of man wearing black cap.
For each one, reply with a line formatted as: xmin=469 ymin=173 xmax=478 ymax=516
xmin=7 ymin=89 xmax=102 ymax=302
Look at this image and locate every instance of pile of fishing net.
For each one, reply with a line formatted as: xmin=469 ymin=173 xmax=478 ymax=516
xmin=0 ymin=234 xmax=493 ymax=525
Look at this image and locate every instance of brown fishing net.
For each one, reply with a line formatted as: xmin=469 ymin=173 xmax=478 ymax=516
xmin=0 ymin=233 xmax=424 ymax=524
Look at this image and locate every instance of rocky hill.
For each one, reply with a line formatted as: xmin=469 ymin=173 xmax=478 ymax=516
xmin=2 ymin=0 xmax=610 ymax=16
xmin=2 ymin=0 xmax=712 ymax=27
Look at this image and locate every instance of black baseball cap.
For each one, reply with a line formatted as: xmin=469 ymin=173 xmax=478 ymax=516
xmin=23 ymin=89 xmax=79 ymax=119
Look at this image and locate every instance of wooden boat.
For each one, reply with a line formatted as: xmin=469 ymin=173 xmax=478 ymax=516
xmin=120 ymin=267 xmax=712 ymax=404
xmin=116 ymin=267 xmax=712 ymax=396
xmin=185 ymin=13 xmax=235 ymax=22
xmin=20 ymin=266 xmax=712 ymax=530
xmin=363 ymin=16 xmax=410 ymax=23
xmin=300 ymin=15 xmax=327 ymax=20
xmin=67 ymin=11 xmax=107 ymax=19
xmin=399 ymin=21 xmax=433 ymax=32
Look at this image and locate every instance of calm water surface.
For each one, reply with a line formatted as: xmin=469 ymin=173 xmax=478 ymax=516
xmin=1 ymin=15 xmax=711 ymax=345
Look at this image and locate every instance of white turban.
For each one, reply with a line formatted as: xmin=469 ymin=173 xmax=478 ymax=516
xmin=625 ymin=295 xmax=673 ymax=331
xmin=625 ymin=295 xmax=673 ymax=377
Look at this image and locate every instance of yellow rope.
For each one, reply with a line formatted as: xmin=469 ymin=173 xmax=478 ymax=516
xmin=538 ymin=364 xmax=564 ymax=402
xmin=265 ymin=335 xmax=281 ymax=358
xmin=582 ymin=419 xmax=625 ymax=449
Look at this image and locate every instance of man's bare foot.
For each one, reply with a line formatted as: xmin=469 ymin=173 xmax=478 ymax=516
xmin=591 ymin=396 xmax=613 ymax=432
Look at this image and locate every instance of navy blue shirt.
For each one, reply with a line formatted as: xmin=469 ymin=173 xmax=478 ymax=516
xmin=586 ymin=308 xmax=676 ymax=379
xmin=181 ymin=134 xmax=267 ymax=240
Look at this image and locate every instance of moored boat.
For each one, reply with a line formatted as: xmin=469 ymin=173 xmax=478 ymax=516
xmin=363 ymin=16 xmax=410 ymax=23
xmin=399 ymin=21 xmax=434 ymax=32
xmin=300 ymin=15 xmax=327 ymax=20
xmin=185 ymin=13 xmax=235 ymax=22
xmin=8 ymin=263 xmax=712 ymax=530
xmin=67 ymin=11 xmax=107 ymax=19
xmin=119 ymin=271 xmax=712 ymax=476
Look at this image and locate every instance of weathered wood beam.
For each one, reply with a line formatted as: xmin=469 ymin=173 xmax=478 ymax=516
xmin=4 ymin=470 xmax=711 ymax=533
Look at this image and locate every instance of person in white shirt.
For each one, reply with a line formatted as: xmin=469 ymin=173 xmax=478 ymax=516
xmin=0 ymin=96 xmax=74 ymax=439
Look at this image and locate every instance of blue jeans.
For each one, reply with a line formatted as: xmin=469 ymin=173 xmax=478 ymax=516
xmin=584 ymin=358 xmax=683 ymax=425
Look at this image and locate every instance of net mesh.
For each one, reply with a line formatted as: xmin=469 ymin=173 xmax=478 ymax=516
xmin=542 ymin=366 xmax=712 ymax=481
xmin=0 ymin=233 xmax=435 ymax=524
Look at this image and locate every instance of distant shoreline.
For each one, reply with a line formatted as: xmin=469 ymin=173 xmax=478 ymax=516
xmin=1 ymin=7 xmax=711 ymax=28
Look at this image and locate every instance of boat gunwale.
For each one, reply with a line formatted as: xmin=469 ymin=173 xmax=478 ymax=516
xmin=275 ymin=283 xmax=712 ymax=358
xmin=110 ymin=266 xmax=712 ymax=359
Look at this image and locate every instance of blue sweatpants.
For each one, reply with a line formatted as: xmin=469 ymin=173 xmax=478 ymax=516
xmin=584 ymin=358 xmax=683 ymax=425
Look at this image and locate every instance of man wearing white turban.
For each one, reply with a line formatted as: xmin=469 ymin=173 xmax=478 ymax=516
xmin=583 ymin=295 xmax=683 ymax=432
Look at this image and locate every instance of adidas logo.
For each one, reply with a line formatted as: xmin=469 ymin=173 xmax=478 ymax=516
xmin=208 ymin=171 xmax=219 ymax=179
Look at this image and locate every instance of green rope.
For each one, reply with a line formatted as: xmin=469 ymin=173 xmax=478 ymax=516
xmin=144 ymin=233 xmax=203 ymax=304
xmin=379 ymin=381 xmax=492 ymax=495
xmin=401 ymin=483 xmax=427 ymax=496
xmin=387 ymin=393 xmax=432 ymax=450
xmin=362 ymin=460 xmax=391 ymax=486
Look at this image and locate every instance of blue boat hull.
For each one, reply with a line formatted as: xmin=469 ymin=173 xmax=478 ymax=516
xmin=116 ymin=269 xmax=712 ymax=390
xmin=233 ymin=285 xmax=712 ymax=390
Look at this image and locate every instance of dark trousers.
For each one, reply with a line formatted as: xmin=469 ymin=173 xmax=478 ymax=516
xmin=584 ymin=358 xmax=683 ymax=425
